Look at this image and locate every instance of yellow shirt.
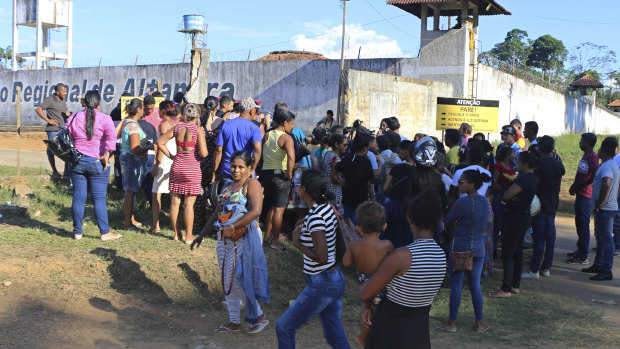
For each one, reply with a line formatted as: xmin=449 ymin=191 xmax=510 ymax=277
xmin=262 ymin=129 xmax=288 ymax=171
xmin=447 ymin=146 xmax=460 ymax=165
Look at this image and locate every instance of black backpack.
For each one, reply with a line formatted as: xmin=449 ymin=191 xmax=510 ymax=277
xmin=43 ymin=116 xmax=82 ymax=163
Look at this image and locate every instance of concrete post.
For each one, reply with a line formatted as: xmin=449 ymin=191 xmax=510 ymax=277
xmin=184 ymin=49 xmax=211 ymax=104
xmin=36 ymin=0 xmax=42 ymax=70
xmin=420 ymin=4 xmax=428 ymax=34
xmin=433 ymin=7 xmax=440 ymax=30
xmin=66 ymin=2 xmax=72 ymax=68
xmin=12 ymin=0 xmax=18 ymax=71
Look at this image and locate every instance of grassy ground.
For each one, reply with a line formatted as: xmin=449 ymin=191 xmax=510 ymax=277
xmin=1 ymin=160 xmax=619 ymax=348
xmin=1 ymin=132 xmax=619 ymax=347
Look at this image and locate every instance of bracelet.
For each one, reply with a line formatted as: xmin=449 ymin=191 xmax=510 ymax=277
xmin=229 ymin=224 xmax=235 ymax=231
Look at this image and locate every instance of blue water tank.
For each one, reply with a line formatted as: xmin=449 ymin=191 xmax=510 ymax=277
xmin=183 ymin=14 xmax=205 ymax=31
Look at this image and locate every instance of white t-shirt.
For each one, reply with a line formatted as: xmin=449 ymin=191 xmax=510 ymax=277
xmin=451 ymin=165 xmax=492 ymax=197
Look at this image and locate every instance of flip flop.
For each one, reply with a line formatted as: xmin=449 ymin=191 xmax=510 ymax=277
xmin=248 ymin=319 xmax=269 ymax=334
xmin=269 ymin=244 xmax=286 ymax=251
xmin=434 ymin=322 xmax=456 ymax=333
xmin=476 ymin=324 xmax=490 ymax=333
xmin=214 ymin=324 xmax=241 ymax=333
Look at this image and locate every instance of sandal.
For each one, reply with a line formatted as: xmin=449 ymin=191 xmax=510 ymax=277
xmin=488 ymin=290 xmax=511 ymax=298
xmin=269 ymin=243 xmax=286 ymax=251
xmin=434 ymin=322 xmax=456 ymax=333
xmin=476 ymin=323 xmax=490 ymax=333
xmin=214 ymin=324 xmax=241 ymax=333
xmin=248 ymin=319 xmax=269 ymax=334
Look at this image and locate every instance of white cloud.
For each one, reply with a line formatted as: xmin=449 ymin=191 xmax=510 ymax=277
xmin=291 ymin=23 xmax=405 ymax=59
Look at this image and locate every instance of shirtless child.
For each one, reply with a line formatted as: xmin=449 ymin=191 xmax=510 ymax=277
xmin=343 ymin=201 xmax=394 ymax=348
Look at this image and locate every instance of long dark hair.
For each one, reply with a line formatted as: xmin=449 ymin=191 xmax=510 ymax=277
xmin=84 ymin=90 xmax=101 ymax=140
xmin=300 ymin=169 xmax=336 ymax=204
xmin=125 ymin=98 xmax=143 ymax=117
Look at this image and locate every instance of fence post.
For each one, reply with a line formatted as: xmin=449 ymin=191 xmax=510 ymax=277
xmin=16 ymin=86 xmax=22 ymax=176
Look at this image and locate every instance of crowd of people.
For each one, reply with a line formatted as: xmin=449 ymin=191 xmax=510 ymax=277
xmin=37 ymin=82 xmax=620 ymax=348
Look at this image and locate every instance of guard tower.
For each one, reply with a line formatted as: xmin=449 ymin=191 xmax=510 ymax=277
xmin=179 ymin=14 xmax=207 ymax=62
xmin=388 ymin=0 xmax=510 ymax=98
xmin=12 ymin=0 xmax=73 ymax=70
xmin=388 ymin=0 xmax=511 ymax=48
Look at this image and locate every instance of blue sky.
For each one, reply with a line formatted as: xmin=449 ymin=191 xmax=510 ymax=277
xmin=1 ymin=0 xmax=619 ymax=74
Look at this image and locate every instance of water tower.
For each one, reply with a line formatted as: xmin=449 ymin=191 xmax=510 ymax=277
xmin=12 ymin=0 xmax=73 ymax=70
xmin=178 ymin=14 xmax=207 ymax=61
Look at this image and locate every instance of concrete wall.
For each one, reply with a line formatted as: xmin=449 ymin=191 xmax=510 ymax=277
xmin=0 ymin=58 xmax=421 ymax=134
xmin=477 ymin=64 xmax=620 ymax=140
xmin=342 ymin=69 xmax=454 ymax=138
xmin=418 ymin=25 xmax=469 ymax=98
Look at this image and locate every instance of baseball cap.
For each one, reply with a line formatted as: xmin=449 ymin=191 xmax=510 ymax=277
xmin=500 ymin=125 xmax=517 ymax=136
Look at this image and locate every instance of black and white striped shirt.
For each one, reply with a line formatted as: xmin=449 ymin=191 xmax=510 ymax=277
xmin=300 ymin=203 xmax=338 ymax=274
xmin=387 ymin=239 xmax=446 ymax=307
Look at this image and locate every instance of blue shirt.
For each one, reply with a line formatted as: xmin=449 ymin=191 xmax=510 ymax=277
xmin=445 ymin=195 xmax=489 ymax=258
xmin=216 ymin=118 xmax=262 ymax=176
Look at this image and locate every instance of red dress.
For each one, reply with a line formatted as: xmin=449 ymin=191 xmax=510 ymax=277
xmin=169 ymin=123 xmax=202 ymax=195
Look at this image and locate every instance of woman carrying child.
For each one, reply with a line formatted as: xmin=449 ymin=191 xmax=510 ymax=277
xmin=343 ymin=201 xmax=393 ymax=347
xmin=436 ymin=169 xmax=491 ymax=333
xmin=359 ymin=189 xmax=446 ymax=348
xmin=191 ymin=151 xmax=270 ymax=334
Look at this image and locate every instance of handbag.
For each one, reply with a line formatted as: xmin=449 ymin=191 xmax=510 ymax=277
xmin=43 ymin=115 xmax=82 ymax=163
xmin=451 ymin=197 xmax=475 ymax=272
xmin=327 ymin=202 xmax=360 ymax=261
xmin=217 ymin=211 xmax=249 ymax=242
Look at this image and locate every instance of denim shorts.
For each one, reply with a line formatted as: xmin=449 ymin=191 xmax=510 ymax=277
xmin=261 ymin=170 xmax=291 ymax=208
xmin=46 ymin=131 xmax=59 ymax=157
xmin=120 ymin=152 xmax=147 ymax=192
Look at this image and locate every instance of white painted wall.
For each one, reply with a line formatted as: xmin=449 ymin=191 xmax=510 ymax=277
xmin=477 ymin=64 xmax=620 ymax=140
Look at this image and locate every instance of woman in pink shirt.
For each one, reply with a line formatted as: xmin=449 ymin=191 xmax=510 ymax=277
xmin=67 ymin=90 xmax=122 ymax=241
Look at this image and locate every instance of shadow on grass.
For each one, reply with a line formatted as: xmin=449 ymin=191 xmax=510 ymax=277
xmin=178 ymin=262 xmax=212 ymax=299
xmin=90 ymin=247 xmax=172 ymax=304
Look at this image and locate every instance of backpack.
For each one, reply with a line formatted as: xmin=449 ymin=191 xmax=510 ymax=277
xmin=43 ymin=115 xmax=82 ymax=163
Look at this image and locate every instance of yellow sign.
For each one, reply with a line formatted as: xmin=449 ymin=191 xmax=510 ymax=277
xmin=436 ymin=97 xmax=499 ymax=133
xmin=120 ymin=96 xmax=165 ymax=119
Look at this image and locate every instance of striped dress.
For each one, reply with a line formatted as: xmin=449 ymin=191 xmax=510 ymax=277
xmin=169 ymin=123 xmax=202 ymax=195
xmin=300 ymin=203 xmax=338 ymax=274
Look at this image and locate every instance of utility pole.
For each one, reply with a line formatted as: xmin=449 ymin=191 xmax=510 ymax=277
xmin=337 ymin=0 xmax=349 ymax=126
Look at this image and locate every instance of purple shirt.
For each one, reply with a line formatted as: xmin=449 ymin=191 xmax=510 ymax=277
xmin=574 ymin=151 xmax=599 ymax=198
xmin=67 ymin=110 xmax=117 ymax=158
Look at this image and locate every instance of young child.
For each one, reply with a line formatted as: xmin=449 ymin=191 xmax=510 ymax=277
xmin=343 ymin=201 xmax=394 ymax=348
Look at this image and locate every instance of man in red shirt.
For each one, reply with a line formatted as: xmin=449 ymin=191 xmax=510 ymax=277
xmin=510 ymin=119 xmax=527 ymax=151
xmin=567 ymin=133 xmax=599 ymax=264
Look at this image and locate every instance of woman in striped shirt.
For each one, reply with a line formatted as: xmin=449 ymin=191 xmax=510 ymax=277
xmin=276 ymin=169 xmax=350 ymax=349
xmin=360 ymin=189 xmax=446 ymax=349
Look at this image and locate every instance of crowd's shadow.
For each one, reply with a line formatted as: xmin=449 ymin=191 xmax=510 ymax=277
xmin=90 ymin=247 xmax=172 ymax=304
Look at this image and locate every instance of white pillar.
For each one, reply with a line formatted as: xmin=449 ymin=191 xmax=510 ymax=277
xmin=35 ymin=0 xmax=42 ymax=70
xmin=66 ymin=1 xmax=72 ymax=68
xmin=12 ymin=0 xmax=18 ymax=71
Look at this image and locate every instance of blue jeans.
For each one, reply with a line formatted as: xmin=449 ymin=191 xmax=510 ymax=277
xmin=613 ymin=207 xmax=620 ymax=250
xmin=530 ymin=212 xmax=556 ymax=272
xmin=574 ymin=194 xmax=594 ymax=258
xmin=70 ymin=156 xmax=111 ymax=236
xmin=120 ymin=152 xmax=146 ymax=192
xmin=593 ymin=209 xmax=617 ymax=273
xmin=343 ymin=205 xmax=357 ymax=225
xmin=449 ymin=256 xmax=484 ymax=321
xmin=276 ymin=268 xmax=350 ymax=349
xmin=46 ymin=131 xmax=59 ymax=158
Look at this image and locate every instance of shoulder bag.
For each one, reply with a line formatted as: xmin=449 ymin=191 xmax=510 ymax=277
xmin=451 ymin=197 xmax=475 ymax=272
xmin=43 ymin=115 xmax=82 ymax=163
xmin=327 ymin=202 xmax=360 ymax=261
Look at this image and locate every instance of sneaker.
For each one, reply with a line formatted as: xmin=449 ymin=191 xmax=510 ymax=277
xmin=581 ymin=265 xmax=602 ymax=273
xmin=566 ymin=250 xmax=579 ymax=258
xmin=74 ymin=234 xmax=83 ymax=240
xmin=521 ymin=270 xmax=539 ymax=279
xmin=566 ymin=256 xmax=589 ymax=265
xmin=540 ymin=269 xmax=550 ymax=277
xmin=590 ymin=272 xmax=613 ymax=281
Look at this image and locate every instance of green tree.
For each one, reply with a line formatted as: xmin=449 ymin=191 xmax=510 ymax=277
xmin=526 ymin=35 xmax=568 ymax=80
xmin=0 ymin=46 xmax=24 ymax=70
xmin=568 ymin=42 xmax=616 ymax=75
xmin=488 ymin=28 xmax=532 ymax=71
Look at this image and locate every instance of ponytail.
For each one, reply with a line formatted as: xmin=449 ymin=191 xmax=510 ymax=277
xmin=84 ymin=90 xmax=101 ymax=140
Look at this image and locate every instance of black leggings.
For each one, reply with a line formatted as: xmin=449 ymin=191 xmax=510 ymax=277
xmin=502 ymin=210 xmax=531 ymax=292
